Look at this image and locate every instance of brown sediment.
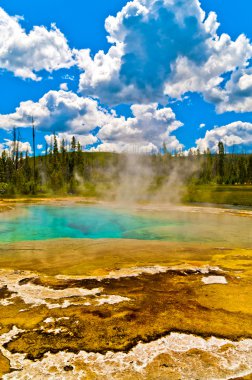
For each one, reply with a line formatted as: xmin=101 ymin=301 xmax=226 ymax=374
xmin=0 ymin=285 xmax=16 ymax=299
xmin=0 ymin=197 xmax=100 ymax=209
xmin=0 ymin=196 xmax=98 ymax=203
xmin=0 ymin=350 xmax=10 ymax=377
xmin=1 ymin=332 xmax=252 ymax=379
xmin=0 ymin=204 xmax=251 ymax=378
xmin=0 ymin=238 xmax=240 ymax=277
xmin=0 ymin=270 xmax=251 ymax=379
xmin=0 ymin=259 xmax=251 ymax=360
xmin=0 ymin=205 xmax=14 ymax=214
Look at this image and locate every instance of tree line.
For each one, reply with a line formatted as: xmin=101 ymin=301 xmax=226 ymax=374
xmin=0 ymin=135 xmax=252 ymax=197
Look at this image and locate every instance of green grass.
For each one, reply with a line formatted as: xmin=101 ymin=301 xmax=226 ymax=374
xmin=1 ymin=182 xmax=252 ymax=207
xmin=184 ymin=184 xmax=252 ymax=206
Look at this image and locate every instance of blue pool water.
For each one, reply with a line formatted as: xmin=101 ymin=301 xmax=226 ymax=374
xmin=0 ymin=205 xmax=173 ymax=243
xmin=0 ymin=204 xmax=251 ymax=245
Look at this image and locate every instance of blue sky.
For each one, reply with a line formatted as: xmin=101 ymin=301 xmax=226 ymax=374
xmin=0 ymin=0 xmax=252 ymax=154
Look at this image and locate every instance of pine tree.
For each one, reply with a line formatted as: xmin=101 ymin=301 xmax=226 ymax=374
xmin=217 ymin=141 xmax=225 ymax=182
xmin=71 ymin=136 xmax=76 ymax=152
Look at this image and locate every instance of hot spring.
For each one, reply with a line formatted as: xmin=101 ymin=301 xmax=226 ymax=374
xmin=0 ymin=203 xmax=251 ymax=380
xmin=0 ymin=204 xmax=251 ymax=246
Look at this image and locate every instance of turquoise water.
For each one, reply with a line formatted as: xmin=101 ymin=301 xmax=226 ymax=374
xmin=0 ymin=204 xmax=251 ymax=245
xmin=0 ymin=205 xmax=174 ymax=243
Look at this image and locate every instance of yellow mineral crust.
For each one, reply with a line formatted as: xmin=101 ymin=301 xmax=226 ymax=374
xmin=0 ymin=202 xmax=251 ymax=379
xmin=0 ymin=245 xmax=251 ymax=379
xmin=1 ymin=331 xmax=252 ymax=379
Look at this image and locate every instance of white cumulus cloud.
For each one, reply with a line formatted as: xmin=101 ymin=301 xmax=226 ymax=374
xmin=195 ymin=121 xmax=252 ymax=152
xmin=44 ymin=132 xmax=98 ymax=150
xmin=215 ymin=68 xmax=252 ymax=113
xmin=76 ymin=0 xmax=252 ymax=112
xmin=0 ymin=7 xmax=74 ymax=80
xmin=0 ymin=90 xmax=183 ymax=153
xmin=0 ymin=139 xmax=32 ymax=155
xmin=0 ymin=90 xmax=113 ymax=133
xmin=60 ymin=83 xmax=68 ymax=91
xmin=95 ymin=103 xmax=183 ymax=153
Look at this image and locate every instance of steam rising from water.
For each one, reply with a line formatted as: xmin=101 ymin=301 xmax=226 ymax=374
xmin=113 ymin=154 xmax=199 ymax=205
